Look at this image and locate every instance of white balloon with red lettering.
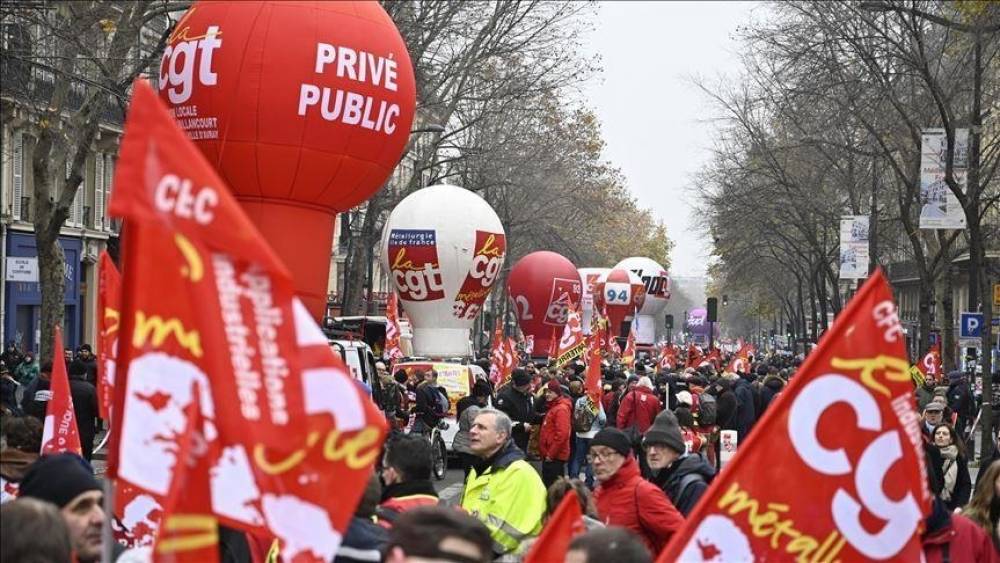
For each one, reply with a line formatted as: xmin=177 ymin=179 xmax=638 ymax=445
xmin=594 ymin=268 xmax=646 ymax=338
xmin=381 ymin=185 xmax=506 ymax=357
xmin=613 ymin=257 xmax=670 ymax=345
xmin=578 ymin=267 xmax=610 ymax=335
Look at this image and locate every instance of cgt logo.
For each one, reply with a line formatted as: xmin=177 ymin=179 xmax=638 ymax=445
xmin=159 ymin=9 xmax=222 ymax=105
xmin=543 ymin=278 xmax=581 ymax=326
xmin=388 ymin=230 xmax=445 ymax=302
xmin=787 ymin=361 xmax=921 ymax=558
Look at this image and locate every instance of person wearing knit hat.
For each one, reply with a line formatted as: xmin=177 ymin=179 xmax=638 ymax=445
xmin=19 ymin=453 xmax=113 ymax=563
xmin=642 ymin=411 xmax=715 ymax=516
xmin=589 ymin=428 xmax=684 ymax=554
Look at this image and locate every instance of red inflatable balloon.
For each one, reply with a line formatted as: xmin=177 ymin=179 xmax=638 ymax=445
xmin=594 ymin=268 xmax=646 ymax=338
xmin=507 ymin=251 xmax=582 ymax=358
xmin=159 ymin=1 xmax=416 ymax=317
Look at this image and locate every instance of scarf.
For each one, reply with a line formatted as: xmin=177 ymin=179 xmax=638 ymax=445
xmin=939 ymin=444 xmax=959 ymax=501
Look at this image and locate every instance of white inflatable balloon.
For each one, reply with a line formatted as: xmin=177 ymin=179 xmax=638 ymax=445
xmin=613 ymin=257 xmax=670 ymax=345
xmin=381 ymin=185 xmax=506 ymax=357
xmin=578 ymin=267 xmax=610 ymax=335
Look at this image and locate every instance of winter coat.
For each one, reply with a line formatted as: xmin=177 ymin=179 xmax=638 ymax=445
xmin=732 ymin=377 xmax=756 ymax=440
xmin=934 ymin=446 xmax=972 ymax=512
xmin=647 ymin=453 xmax=716 ymax=517
xmin=616 ymin=387 xmax=661 ymax=433
xmin=414 ymin=381 xmax=447 ymax=428
xmin=495 ymin=384 xmax=543 ymax=453
xmin=376 ymin=479 xmax=440 ymax=528
xmin=461 ymin=440 xmax=546 ymax=557
xmin=69 ymin=377 xmax=99 ymax=442
xmin=0 ymin=376 xmax=18 ymax=415
xmin=712 ymin=382 xmax=738 ymax=431
xmin=539 ymin=396 xmax=572 ymax=462
xmin=922 ymin=499 xmax=1000 ymax=563
xmin=13 ymin=361 xmax=37 ymax=386
xmin=593 ymin=455 xmax=685 ymax=555
xmin=334 ymin=516 xmax=388 ymax=563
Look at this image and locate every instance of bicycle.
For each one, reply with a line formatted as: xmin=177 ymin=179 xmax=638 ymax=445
xmin=428 ymin=420 xmax=449 ymax=481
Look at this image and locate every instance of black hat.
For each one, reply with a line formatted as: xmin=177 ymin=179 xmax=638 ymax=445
xmin=512 ymin=368 xmax=531 ymax=386
xmin=643 ymin=410 xmax=685 ymax=454
xmin=590 ymin=428 xmax=632 ymax=457
xmin=19 ymin=454 xmax=101 ymax=508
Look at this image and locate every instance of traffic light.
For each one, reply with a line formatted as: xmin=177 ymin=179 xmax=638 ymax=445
xmin=786 ymin=322 xmax=793 ymax=336
xmin=706 ymin=298 xmax=718 ymax=322
xmin=722 ymin=294 xmax=729 ymax=307
xmin=665 ymin=314 xmax=674 ymax=329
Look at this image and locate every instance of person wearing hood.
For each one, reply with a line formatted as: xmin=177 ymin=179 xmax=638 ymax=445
xmin=539 ymin=380 xmax=573 ymax=487
xmin=589 ymin=428 xmax=684 ymax=555
xmin=916 ymin=377 xmax=937 ymax=411
xmin=642 ymin=410 xmax=715 ymax=516
xmin=732 ymin=371 xmax=757 ymax=441
xmin=461 ymin=408 xmax=546 ymax=558
xmin=710 ymin=377 xmax=738 ymax=432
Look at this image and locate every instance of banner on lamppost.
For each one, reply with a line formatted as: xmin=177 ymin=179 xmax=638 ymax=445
xmin=919 ymin=128 xmax=968 ymax=230
xmin=839 ymin=215 xmax=869 ymax=279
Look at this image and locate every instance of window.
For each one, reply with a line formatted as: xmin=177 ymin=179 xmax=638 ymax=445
xmin=12 ymin=130 xmax=24 ymax=220
xmin=95 ymin=153 xmax=104 ymax=230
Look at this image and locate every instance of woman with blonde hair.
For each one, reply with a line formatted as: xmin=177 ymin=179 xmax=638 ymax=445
xmin=963 ymin=459 xmax=1000 ymax=550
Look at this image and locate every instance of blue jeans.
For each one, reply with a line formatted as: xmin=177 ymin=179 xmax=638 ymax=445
xmin=569 ymin=435 xmax=594 ymax=487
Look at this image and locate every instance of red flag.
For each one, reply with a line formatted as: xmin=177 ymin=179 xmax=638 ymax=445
xmin=489 ymin=319 xmax=506 ymax=385
xmin=685 ymin=344 xmax=702 ymax=370
xmin=384 ymin=292 xmax=404 ymax=369
xmin=915 ymin=344 xmax=942 ymax=383
xmin=725 ymin=344 xmax=750 ymax=374
xmin=97 ymin=251 xmax=121 ymax=420
xmin=554 ymin=302 xmax=586 ymax=367
xmin=621 ymin=325 xmax=636 ymax=370
xmin=40 ymin=326 xmax=82 ymax=456
xmin=659 ymin=345 xmax=677 ymax=371
xmin=584 ymin=320 xmax=604 ymax=404
xmin=658 ymin=270 xmax=929 ymax=562
xmin=524 ymin=492 xmax=586 ymax=563
xmin=548 ymin=326 xmax=560 ymax=360
xmin=108 ymin=81 xmax=387 ymax=562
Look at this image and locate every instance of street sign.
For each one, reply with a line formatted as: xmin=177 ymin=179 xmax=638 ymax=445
xmin=4 ymin=257 xmax=38 ymax=282
xmin=961 ymin=312 xmax=984 ymax=338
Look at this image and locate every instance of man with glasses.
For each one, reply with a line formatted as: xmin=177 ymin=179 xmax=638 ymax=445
xmin=461 ymin=408 xmax=546 ymax=558
xmin=589 ymin=427 xmax=684 ymax=555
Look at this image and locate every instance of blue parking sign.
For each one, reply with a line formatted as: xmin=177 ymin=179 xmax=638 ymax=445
xmin=960 ymin=312 xmax=984 ymax=338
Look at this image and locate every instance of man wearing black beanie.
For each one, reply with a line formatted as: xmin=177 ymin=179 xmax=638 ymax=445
xmin=19 ymin=453 xmax=113 ymax=563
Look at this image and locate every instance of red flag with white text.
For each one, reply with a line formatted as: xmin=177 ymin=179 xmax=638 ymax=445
xmin=658 ymin=270 xmax=929 ymax=562
xmin=685 ymin=344 xmax=702 ymax=370
xmin=97 ymin=251 xmax=121 ymax=420
xmin=584 ymin=320 xmax=604 ymax=404
xmin=108 ymin=81 xmax=387 ymax=562
xmin=40 ymin=326 xmax=82 ymax=456
xmin=524 ymin=493 xmax=586 ymax=563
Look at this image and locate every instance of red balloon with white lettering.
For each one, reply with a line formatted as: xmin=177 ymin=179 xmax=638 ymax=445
xmin=594 ymin=268 xmax=646 ymax=338
xmin=159 ymin=1 xmax=416 ymax=317
xmin=508 ymin=252 xmax=582 ymax=358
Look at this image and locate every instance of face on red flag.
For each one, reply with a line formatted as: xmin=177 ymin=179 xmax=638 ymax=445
xmin=98 ymin=251 xmax=121 ymax=420
xmin=41 ymin=326 xmax=82 ymax=456
xmin=555 ymin=303 xmax=586 ymax=367
xmin=660 ymin=271 xmax=929 ymax=562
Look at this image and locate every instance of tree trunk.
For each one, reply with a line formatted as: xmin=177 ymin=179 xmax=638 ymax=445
xmin=918 ymin=278 xmax=933 ymax=362
xmin=941 ymin=266 xmax=956 ymax=371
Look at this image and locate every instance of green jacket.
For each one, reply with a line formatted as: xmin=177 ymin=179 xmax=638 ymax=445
xmin=13 ymin=361 xmax=38 ymax=386
xmin=461 ymin=441 xmax=546 ymax=556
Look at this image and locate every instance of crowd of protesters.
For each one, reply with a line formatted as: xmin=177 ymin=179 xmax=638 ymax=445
xmin=2 ymin=339 xmax=1000 ymax=562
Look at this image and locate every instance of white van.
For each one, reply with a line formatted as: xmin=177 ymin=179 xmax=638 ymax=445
xmin=328 ymin=316 xmax=414 ymax=359
xmin=329 ymin=337 xmax=381 ymax=398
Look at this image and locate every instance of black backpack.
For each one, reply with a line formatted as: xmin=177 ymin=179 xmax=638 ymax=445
xmin=573 ymin=398 xmax=598 ymax=433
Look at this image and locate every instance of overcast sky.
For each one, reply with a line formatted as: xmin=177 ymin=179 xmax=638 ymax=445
xmin=583 ymin=1 xmax=761 ymax=278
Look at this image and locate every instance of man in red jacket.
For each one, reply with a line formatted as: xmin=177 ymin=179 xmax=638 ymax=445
xmin=589 ymin=428 xmax=684 ymax=555
xmin=617 ymin=376 xmax=661 ymax=434
xmin=539 ymin=380 xmax=573 ymax=487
